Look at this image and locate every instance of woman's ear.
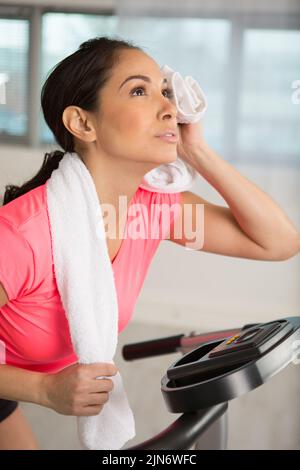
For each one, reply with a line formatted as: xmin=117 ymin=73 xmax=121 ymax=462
xmin=62 ymin=106 xmax=97 ymax=143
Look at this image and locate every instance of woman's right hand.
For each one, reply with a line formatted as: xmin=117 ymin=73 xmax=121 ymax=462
xmin=41 ymin=362 xmax=118 ymax=416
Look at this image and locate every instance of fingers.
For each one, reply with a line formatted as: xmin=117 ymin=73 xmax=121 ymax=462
xmin=87 ymin=391 xmax=110 ymax=406
xmin=81 ymin=391 xmax=110 ymax=416
xmin=89 ymin=378 xmax=114 ymax=394
xmin=80 ymin=404 xmax=105 ymax=417
xmin=88 ymin=363 xmax=118 ymax=379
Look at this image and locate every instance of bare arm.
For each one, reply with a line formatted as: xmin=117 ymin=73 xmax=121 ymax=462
xmin=1 ymin=283 xmax=46 ymax=404
xmin=0 ymin=364 xmax=46 ymax=405
xmin=0 ymin=282 xmax=118 ymax=416
xmin=0 ymin=361 xmax=118 ymax=417
xmin=0 ymin=282 xmax=8 ymax=308
xmin=168 ymin=142 xmax=300 ymax=260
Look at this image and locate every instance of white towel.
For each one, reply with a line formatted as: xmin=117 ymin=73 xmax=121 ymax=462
xmin=139 ymin=64 xmax=208 ymax=193
xmin=46 ymin=152 xmax=136 ymax=450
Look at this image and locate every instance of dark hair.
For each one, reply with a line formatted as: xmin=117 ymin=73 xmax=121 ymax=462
xmin=3 ymin=36 xmax=141 ymax=206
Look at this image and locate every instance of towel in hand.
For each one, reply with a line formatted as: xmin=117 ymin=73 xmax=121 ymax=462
xmin=139 ymin=63 xmax=208 ymax=194
xmin=46 ymin=152 xmax=136 ymax=450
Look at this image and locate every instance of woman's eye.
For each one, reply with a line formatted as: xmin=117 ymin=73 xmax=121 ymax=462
xmin=131 ymin=86 xmax=173 ymax=99
xmin=163 ymin=88 xmax=174 ymax=99
xmin=131 ymin=87 xmax=146 ymax=96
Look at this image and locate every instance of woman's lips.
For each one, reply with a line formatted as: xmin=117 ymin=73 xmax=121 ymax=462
xmin=155 ymin=134 xmax=179 ymax=143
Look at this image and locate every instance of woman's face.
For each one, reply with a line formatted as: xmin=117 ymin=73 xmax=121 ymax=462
xmin=93 ymin=48 xmax=179 ymax=167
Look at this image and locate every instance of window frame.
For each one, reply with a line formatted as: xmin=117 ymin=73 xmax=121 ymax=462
xmin=0 ymin=6 xmax=31 ymax=145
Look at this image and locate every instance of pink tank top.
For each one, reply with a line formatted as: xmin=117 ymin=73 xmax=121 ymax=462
xmin=0 ymin=184 xmax=182 ymax=373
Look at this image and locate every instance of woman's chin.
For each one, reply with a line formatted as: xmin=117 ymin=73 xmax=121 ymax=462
xmin=141 ymin=150 xmax=178 ymax=169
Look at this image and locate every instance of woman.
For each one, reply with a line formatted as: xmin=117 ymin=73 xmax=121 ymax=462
xmin=0 ymin=36 xmax=299 ymax=450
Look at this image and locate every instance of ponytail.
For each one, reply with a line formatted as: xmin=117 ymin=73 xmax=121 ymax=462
xmin=3 ymin=150 xmax=65 ymax=206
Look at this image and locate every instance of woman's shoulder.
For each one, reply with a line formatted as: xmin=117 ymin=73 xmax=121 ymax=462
xmin=0 ymin=184 xmax=52 ymax=300
xmin=0 ymin=184 xmax=47 ymax=231
xmin=0 ymin=183 xmax=52 ymax=268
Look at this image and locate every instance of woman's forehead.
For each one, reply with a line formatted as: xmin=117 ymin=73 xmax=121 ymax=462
xmin=114 ymin=49 xmax=162 ymax=83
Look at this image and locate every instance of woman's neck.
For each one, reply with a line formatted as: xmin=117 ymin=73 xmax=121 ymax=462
xmin=81 ymin=149 xmax=156 ymax=222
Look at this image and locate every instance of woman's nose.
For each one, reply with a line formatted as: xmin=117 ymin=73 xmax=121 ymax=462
xmin=159 ymin=98 xmax=178 ymax=121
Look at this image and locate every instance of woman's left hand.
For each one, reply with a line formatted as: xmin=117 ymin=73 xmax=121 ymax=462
xmin=176 ymin=120 xmax=207 ymax=167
